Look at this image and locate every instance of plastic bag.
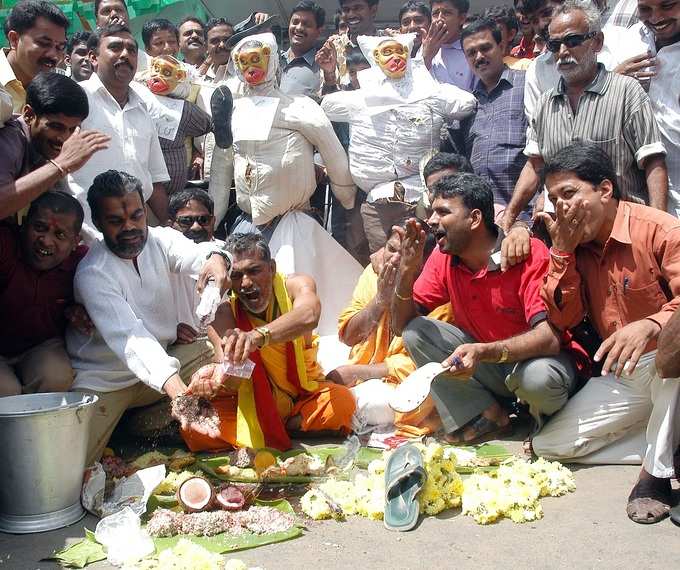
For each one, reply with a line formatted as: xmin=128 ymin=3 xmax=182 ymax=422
xmin=95 ymin=507 xmax=155 ymax=566
xmin=195 ymin=281 xmax=221 ymax=330
xmin=350 ymin=379 xmax=396 ymax=431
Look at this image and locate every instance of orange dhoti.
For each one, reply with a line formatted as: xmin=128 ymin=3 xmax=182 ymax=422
xmin=181 ymin=381 xmax=355 ymax=452
xmin=338 ymin=265 xmax=454 ymax=437
xmin=181 ymin=272 xmax=356 ymax=452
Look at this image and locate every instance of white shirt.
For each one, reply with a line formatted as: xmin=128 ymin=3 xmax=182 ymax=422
xmin=321 ymin=84 xmax=477 ymax=202
xmin=67 ymin=73 xmax=169 ymax=238
xmin=66 ymin=226 xmax=215 ymax=393
xmin=614 ymin=24 xmax=680 ymax=216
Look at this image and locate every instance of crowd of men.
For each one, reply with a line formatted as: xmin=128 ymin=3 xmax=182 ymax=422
xmin=1 ymin=0 xmax=679 ymax=527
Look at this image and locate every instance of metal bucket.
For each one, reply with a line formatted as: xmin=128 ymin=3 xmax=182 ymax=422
xmin=0 ymin=392 xmax=98 ymax=534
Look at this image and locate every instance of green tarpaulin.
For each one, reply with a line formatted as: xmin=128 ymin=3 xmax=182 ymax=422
xmin=0 ymin=0 xmax=209 ymax=46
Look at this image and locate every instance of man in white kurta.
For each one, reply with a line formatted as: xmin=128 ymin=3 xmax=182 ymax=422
xmin=67 ymin=27 xmax=170 ymax=241
xmin=66 ymin=171 xmax=230 ymax=464
xmin=321 ymin=33 xmax=477 ymax=252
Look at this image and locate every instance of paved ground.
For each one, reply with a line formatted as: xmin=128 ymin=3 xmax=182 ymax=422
xmin=1 ymin=437 xmax=678 ymax=570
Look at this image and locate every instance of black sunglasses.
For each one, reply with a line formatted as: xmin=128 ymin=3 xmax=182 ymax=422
xmin=176 ymin=215 xmax=212 ymax=227
xmin=546 ymin=31 xmax=596 ymax=53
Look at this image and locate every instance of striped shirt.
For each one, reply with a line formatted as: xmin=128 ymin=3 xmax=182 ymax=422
xmin=525 ymin=64 xmax=665 ymax=204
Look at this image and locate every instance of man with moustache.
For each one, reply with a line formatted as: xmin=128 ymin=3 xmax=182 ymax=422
xmin=178 ymin=17 xmax=206 ymax=68
xmin=0 ymin=191 xmax=88 ymax=397
xmin=200 ymin=18 xmax=235 ymax=81
xmin=1 ymin=0 xmax=70 ymax=112
xmin=67 ymin=24 xmax=171 ymax=240
xmin=93 ymin=0 xmax=153 ymax=73
xmin=168 ymin=188 xmax=226 ymax=342
xmin=65 ymin=31 xmax=94 ymax=82
xmin=502 ymin=0 xmax=668 ymax=232
xmin=179 ymin=233 xmax=356 ymax=452
xmin=0 ymin=72 xmax=109 ymax=220
xmin=456 ymin=18 xmax=529 ymax=220
xmin=66 ymin=170 xmax=232 ymax=465
xmin=531 ymin=143 xmax=680 ymax=524
xmin=280 ymin=1 xmax=325 ymax=99
xmin=391 ymin=173 xmax=582 ymax=444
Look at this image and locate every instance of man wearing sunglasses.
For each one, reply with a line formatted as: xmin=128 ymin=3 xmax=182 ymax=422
xmin=521 ymin=0 xmax=632 ymax=126
xmin=168 ymin=188 xmax=228 ymax=347
xmin=502 ymin=0 xmax=668 ymax=233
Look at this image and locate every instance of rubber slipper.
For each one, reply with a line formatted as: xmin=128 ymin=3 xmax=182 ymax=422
xmin=210 ymin=85 xmax=234 ymax=149
xmin=626 ymin=477 xmax=671 ymax=524
xmin=670 ymin=503 xmax=680 ymax=526
xmin=384 ymin=444 xmax=427 ymax=532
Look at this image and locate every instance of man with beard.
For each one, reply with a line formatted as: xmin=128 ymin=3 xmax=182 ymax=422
xmin=0 ymin=191 xmax=88 ymax=396
xmin=1 ymin=0 xmax=69 ymax=112
xmin=391 ymin=173 xmax=583 ymax=444
xmin=456 ymin=18 xmax=529 ymax=220
xmin=168 ymin=188 xmax=227 ymax=341
xmin=280 ymin=1 xmax=325 ymax=98
xmin=531 ymin=143 xmax=680 ymax=524
xmin=178 ymin=17 xmax=206 ymax=68
xmin=422 ymin=0 xmax=476 ymax=91
xmin=0 ymin=72 xmax=109 ymax=220
xmin=66 ymin=170 xmax=232 ymax=465
xmin=179 ymin=233 xmax=356 ymax=452
xmin=65 ymin=32 xmax=94 ymax=82
xmin=67 ymin=24 xmax=171 ymax=240
xmin=502 ymin=0 xmax=668 ymax=232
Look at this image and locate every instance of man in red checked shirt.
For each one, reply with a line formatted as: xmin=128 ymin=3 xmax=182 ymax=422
xmin=530 ymin=143 xmax=680 ymax=526
xmin=391 ymin=172 xmax=584 ymax=446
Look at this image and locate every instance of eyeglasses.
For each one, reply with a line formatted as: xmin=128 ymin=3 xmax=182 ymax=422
xmin=546 ymin=31 xmax=596 ymax=53
xmin=176 ymin=215 xmax=212 ymax=227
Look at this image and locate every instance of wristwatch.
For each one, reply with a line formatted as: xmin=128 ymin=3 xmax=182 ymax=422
xmin=497 ymin=345 xmax=509 ymax=363
xmin=255 ymin=326 xmax=271 ymax=347
xmin=207 ymin=249 xmax=232 ymax=275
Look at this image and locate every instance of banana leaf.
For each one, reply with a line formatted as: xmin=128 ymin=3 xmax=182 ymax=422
xmin=46 ymin=529 xmax=106 ymax=569
xmin=49 ymin=500 xmax=301 ymax=567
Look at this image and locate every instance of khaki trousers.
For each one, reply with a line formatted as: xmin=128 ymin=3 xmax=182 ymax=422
xmin=81 ymin=341 xmax=214 ymax=466
xmin=533 ymin=352 xmax=680 ymax=478
xmin=0 ymin=337 xmax=74 ymax=397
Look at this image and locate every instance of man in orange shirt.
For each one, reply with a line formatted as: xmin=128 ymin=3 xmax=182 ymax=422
xmin=534 ymin=143 xmax=680 ymax=525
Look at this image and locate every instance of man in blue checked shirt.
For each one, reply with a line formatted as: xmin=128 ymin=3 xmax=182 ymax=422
xmin=450 ymin=17 xmax=531 ymax=222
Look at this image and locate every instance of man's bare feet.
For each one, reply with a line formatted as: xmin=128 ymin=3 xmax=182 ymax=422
xmin=626 ymin=468 xmax=672 ymax=524
xmin=443 ymin=401 xmax=512 ymax=445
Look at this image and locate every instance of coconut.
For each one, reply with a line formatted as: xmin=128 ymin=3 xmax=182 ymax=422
xmin=176 ymin=476 xmax=215 ymax=513
xmin=214 ymin=485 xmax=246 ymax=511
